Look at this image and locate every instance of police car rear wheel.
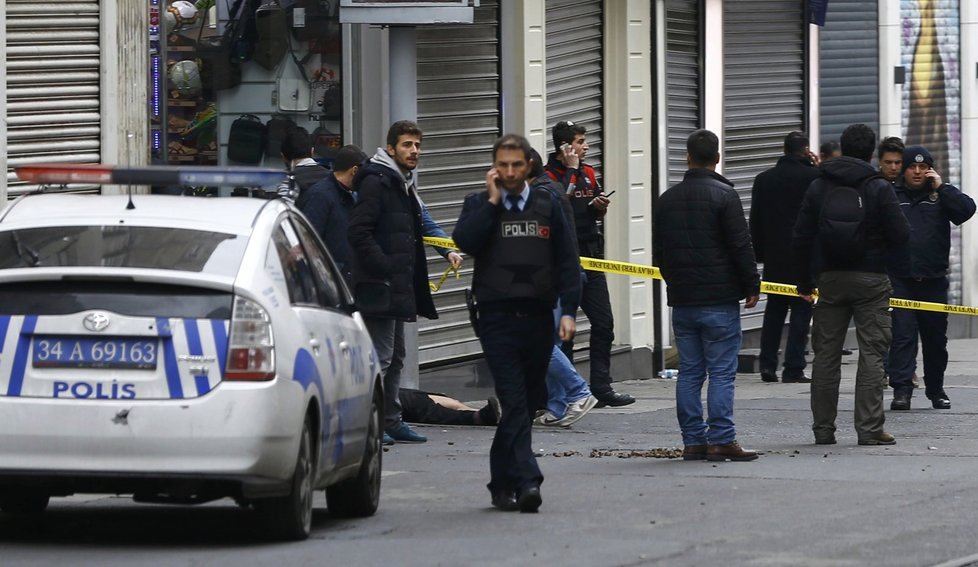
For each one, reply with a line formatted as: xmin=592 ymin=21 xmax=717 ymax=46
xmin=258 ymin=418 xmax=315 ymax=541
xmin=0 ymin=491 xmax=49 ymax=515
xmin=325 ymin=386 xmax=382 ymax=517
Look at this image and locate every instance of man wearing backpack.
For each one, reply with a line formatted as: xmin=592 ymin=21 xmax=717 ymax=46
xmin=750 ymin=131 xmax=821 ymax=384
xmin=887 ymin=145 xmax=975 ymax=411
xmin=792 ymin=123 xmax=910 ymax=446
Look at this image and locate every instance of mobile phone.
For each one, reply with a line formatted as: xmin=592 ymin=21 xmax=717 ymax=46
xmin=588 ymin=191 xmax=614 ymax=206
xmin=560 ymin=143 xmax=570 ymax=152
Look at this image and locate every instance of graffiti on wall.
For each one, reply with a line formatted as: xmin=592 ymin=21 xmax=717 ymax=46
xmin=901 ymin=0 xmax=960 ymax=186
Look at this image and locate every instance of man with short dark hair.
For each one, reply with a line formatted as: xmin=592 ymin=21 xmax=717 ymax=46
xmin=296 ymin=144 xmax=366 ymax=283
xmin=453 ymin=134 xmax=580 ymax=513
xmin=654 ymin=129 xmax=761 ymax=462
xmin=878 ymin=136 xmax=905 ymax=184
xmin=887 ymin=145 xmax=975 ymax=411
xmin=278 ymin=127 xmax=329 ymax=201
xmin=544 ymin=120 xmax=633 ymax=407
xmin=819 ymin=141 xmax=841 ymax=162
xmin=348 ymin=120 xmax=437 ymax=445
xmin=793 ymin=123 xmax=910 ymax=446
xmin=750 ymin=131 xmax=821 ymax=384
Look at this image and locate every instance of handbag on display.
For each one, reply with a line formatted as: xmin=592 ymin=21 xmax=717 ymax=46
xmin=287 ymin=0 xmax=339 ymax=42
xmin=310 ymin=81 xmax=340 ymax=120
xmin=227 ymin=114 xmax=266 ymax=164
xmin=196 ymin=0 xmax=255 ymax=90
xmin=253 ymin=0 xmax=289 ymax=70
xmin=265 ymin=114 xmax=298 ymax=158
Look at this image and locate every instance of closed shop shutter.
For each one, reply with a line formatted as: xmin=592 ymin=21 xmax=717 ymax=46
xmin=901 ymin=1 xmax=962 ymax=303
xmin=546 ymin=0 xmax=603 ymax=174
xmin=724 ymin=1 xmax=806 ymax=330
xmin=415 ymin=0 xmax=501 ymax=365
xmin=665 ymin=0 xmax=702 ymax=187
xmin=819 ymin=0 xmax=879 ymax=144
xmin=723 ymin=0 xmax=806 ymax=203
xmin=5 ymin=1 xmax=102 ymax=195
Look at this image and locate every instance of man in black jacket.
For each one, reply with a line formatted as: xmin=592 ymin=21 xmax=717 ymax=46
xmin=296 ymin=144 xmax=366 ymax=284
xmin=653 ymin=129 xmax=760 ymax=462
xmin=348 ymin=120 xmax=437 ymax=445
xmin=887 ymin=145 xmax=975 ymax=411
xmin=453 ymin=134 xmax=580 ymax=513
xmin=792 ymin=123 xmax=910 ymax=446
xmin=277 ymin=127 xmax=330 ymax=201
xmin=750 ymin=132 xmax=821 ymax=384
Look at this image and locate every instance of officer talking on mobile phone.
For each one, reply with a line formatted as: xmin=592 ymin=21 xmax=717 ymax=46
xmin=544 ymin=120 xmax=634 ymax=407
xmin=886 ymin=145 xmax=975 ymax=411
xmin=452 ymin=134 xmax=580 ymax=513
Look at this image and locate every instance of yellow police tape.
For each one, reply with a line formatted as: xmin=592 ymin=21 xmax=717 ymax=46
xmin=422 ymin=237 xmax=978 ymax=316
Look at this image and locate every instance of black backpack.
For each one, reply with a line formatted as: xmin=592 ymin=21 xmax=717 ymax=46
xmin=227 ymin=114 xmax=266 ymax=164
xmin=817 ymin=176 xmax=879 ymax=266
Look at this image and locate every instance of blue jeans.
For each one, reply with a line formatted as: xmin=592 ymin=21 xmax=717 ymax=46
xmin=672 ymin=303 xmax=742 ymax=446
xmin=545 ymin=302 xmax=591 ymax=418
xmin=545 ymin=345 xmax=591 ymax=418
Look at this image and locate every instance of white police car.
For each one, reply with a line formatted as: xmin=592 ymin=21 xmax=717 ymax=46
xmin=0 ymin=165 xmax=383 ymax=541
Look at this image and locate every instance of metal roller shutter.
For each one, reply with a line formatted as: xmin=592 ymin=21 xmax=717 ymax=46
xmin=5 ymin=1 xmax=102 ymax=195
xmin=723 ymin=0 xmax=806 ymax=206
xmin=724 ymin=1 xmax=806 ymax=330
xmin=819 ymin=0 xmax=879 ymax=144
xmin=546 ymin=0 xmax=603 ymax=174
xmin=665 ymin=0 xmax=702 ymax=187
xmin=415 ymin=0 xmax=501 ymax=366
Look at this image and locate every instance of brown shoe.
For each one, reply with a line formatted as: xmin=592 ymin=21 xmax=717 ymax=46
xmin=706 ymin=441 xmax=758 ymax=462
xmin=682 ymin=444 xmax=707 ymax=461
xmin=858 ymin=431 xmax=896 ymax=446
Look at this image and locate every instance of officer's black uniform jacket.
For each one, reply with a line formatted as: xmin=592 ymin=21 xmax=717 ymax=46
xmin=452 ymin=185 xmax=580 ymax=317
xmin=886 ymin=178 xmax=975 ymax=279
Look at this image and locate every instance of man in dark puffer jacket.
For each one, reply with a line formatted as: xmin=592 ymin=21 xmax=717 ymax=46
xmin=653 ymin=129 xmax=760 ymax=463
xmin=348 ymin=120 xmax=437 ymax=445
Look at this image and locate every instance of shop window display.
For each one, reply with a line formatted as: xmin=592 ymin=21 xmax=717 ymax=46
xmin=148 ymin=0 xmax=344 ymax=192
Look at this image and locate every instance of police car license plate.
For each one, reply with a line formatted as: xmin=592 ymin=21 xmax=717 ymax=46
xmin=32 ymin=336 xmax=159 ymax=370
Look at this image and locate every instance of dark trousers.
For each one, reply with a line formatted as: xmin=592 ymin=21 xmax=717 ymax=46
xmin=810 ymin=272 xmax=891 ymax=440
xmin=561 ymin=265 xmax=615 ymax=394
xmin=759 ymin=294 xmax=812 ymax=378
xmin=479 ymin=307 xmax=551 ymax=495
xmin=887 ymin=276 xmax=949 ymax=398
xmin=399 ymin=388 xmax=479 ymax=426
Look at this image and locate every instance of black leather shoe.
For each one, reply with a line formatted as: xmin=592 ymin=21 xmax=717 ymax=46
xmin=814 ymin=435 xmax=837 ymax=445
xmin=594 ymin=391 xmax=636 ymax=408
xmin=929 ymin=392 xmax=951 ymax=409
xmin=782 ymin=374 xmax=812 ymax=383
xmin=491 ymin=491 xmax=518 ymax=512
xmin=518 ymin=486 xmax=542 ymax=513
xmin=890 ymin=393 xmax=911 ymax=411
xmin=760 ymin=369 xmax=779 ymax=383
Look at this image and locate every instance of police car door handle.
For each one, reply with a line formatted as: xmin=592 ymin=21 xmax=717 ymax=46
xmin=339 ymin=341 xmax=351 ymax=357
xmin=309 ymin=337 xmax=321 ymax=354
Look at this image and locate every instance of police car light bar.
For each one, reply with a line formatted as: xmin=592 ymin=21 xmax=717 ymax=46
xmin=15 ymin=164 xmax=288 ymax=187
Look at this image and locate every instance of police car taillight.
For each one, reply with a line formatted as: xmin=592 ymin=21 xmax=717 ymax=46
xmin=225 ymin=297 xmax=275 ymax=381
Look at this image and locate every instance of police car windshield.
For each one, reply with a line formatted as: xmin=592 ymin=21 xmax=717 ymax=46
xmin=0 ymin=226 xmax=245 ymax=276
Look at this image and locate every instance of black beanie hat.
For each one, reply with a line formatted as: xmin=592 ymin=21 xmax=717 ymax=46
xmin=902 ymin=145 xmax=934 ymax=173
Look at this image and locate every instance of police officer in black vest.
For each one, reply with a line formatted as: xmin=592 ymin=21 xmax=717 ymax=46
xmin=453 ymin=134 xmax=581 ymax=513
